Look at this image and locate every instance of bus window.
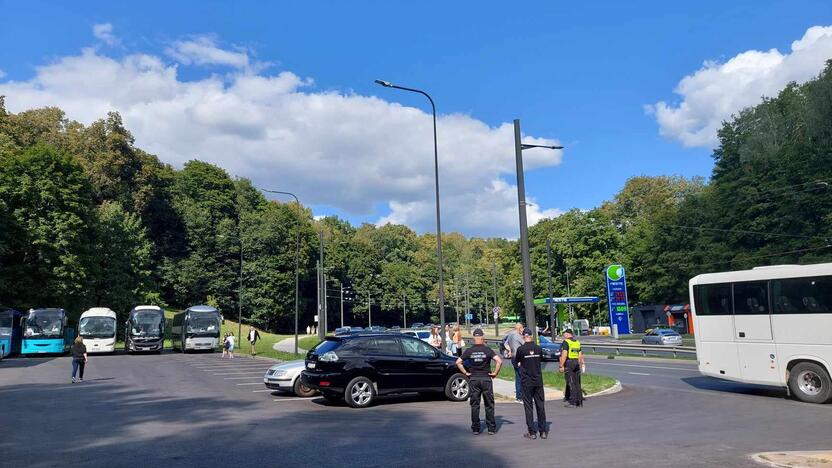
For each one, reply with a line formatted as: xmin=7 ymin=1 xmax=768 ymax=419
xmin=772 ymin=276 xmax=832 ymax=314
xmin=695 ymin=283 xmax=732 ymax=315
xmin=733 ymin=281 xmax=769 ymax=315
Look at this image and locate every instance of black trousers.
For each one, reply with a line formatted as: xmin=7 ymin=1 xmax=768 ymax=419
xmin=564 ymin=360 xmax=583 ymax=406
xmin=522 ymin=384 xmax=547 ymax=433
xmin=469 ymin=378 xmax=496 ymax=432
xmin=72 ymin=359 xmax=85 ymax=379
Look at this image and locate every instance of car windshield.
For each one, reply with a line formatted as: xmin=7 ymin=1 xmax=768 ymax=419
xmin=25 ymin=310 xmax=63 ymax=338
xmin=131 ymin=311 xmax=164 ymax=337
xmin=186 ymin=314 xmax=220 ymax=335
xmin=79 ymin=316 xmax=116 ymax=338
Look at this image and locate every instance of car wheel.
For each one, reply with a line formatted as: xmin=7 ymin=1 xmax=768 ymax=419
xmin=293 ymin=377 xmax=317 ymax=398
xmin=788 ymin=362 xmax=832 ymax=404
xmin=445 ymin=373 xmax=470 ymax=402
xmin=345 ymin=376 xmax=375 ymax=408
xmin=321 ymin=391 xmax=342 ymax=403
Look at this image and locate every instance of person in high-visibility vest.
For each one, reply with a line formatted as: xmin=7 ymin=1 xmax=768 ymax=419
xmin=559 ymin=329 xmax=586 ymax=408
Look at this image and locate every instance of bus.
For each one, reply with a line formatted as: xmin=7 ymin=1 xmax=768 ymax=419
xmin=690 ymin=263 xmax=832 ymax=404
xmin=78 ymin=307 xmax=118 ymax=353
xmin=171 ymin=305 xmax=222 ymax=352
xmin=0 ymin=307 xmax=24 ymax=358
xmin=125 ymin=305 xmax=166 ymax=353
xmin=22 ymin=308 xmax=71 ymax=355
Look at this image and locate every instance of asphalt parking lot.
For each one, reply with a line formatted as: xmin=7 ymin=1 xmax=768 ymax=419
xmin=2 ymin=351 xmax=830 ymax=468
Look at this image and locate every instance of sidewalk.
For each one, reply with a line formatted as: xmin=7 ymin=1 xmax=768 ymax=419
xmin=491 ymin=377 xmax=564 ymax=402
xmin=752 ymin=451 xmax=832 ymax=467
xmin=273 ymin=337 xmax=307 ymax=353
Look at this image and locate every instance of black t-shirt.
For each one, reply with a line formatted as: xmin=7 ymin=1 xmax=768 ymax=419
xmin=514 ymin=342 xmax=543 ymax=387
xmin=461 ymin=344 xmax=496 ymax=379
xmin=71 ymin=343 xmax=87 ymax=359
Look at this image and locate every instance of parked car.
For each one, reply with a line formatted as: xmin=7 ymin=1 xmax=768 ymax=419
xmin=410 ymin=322 xmax=425 ymax=330
xmin=367 ymin=325 xmax=386 ymax=332
xmin=401 ymin=330 xmax=432 ymax=343
xmin=539 ymin=335 xmax=562 ymax=361
xmin=334 ymin=327 xmax=351 ymax=336
xmin=263 ymin=360 xmax=317 ymax=397
xmin=642 ymin=329 xmax=682 ymax=345
xmin=389 ymin=326 xmax=401 ymax=332
xmin=301 ymin=333 xmax=469 ymax=408
xmin=349 ymin=327 xmax=364 ymax=333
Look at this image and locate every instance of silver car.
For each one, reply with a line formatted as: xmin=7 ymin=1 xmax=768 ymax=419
xmin=642 ymin=329 xmax=683 ymax=345
xmin=263 ymin=360 xmax=317 ymax=397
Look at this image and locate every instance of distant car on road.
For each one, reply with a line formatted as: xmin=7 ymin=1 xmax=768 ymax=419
xmin=642 ymin=329 xmax=682 ymax=345
xmin=301 ymin=333 xmax=469 ymax=408
xmin=389 ymin=326 xmax=401 ymax=332
xmin=410 ymin=322 xmax=425 ymax=330
xmin=367 ymin=326 xmax=386 ymax=332
xmin=263 ymin=360 xmax=317 ymax=397
xmin=402 ymin=330 xmax=432 ymax=343
xmin=539 ymin=335 xmax=561 ymax=361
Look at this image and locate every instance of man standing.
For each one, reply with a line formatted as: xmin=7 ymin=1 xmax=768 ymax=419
xmin=503 ymin=322 xmax=525 ymax=401
xmin=559 ymin=329 xmax=585 ymax=408
xmin=514 ymin=327 xmax=547 ymax=439
xmin=457 ymin=328 xmax=503 ymax=435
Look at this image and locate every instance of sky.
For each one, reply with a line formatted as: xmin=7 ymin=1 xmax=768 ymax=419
xmin=1 ymin=0 xmax=831 ymax=238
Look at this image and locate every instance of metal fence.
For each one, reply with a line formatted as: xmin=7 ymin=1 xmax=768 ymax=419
xmin=483 ymin=338 xmax=696 ymax=358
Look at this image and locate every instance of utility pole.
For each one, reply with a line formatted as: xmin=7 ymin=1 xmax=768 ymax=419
xmin=403 ymin=294 xmax=407 ymax=329
xmin=367 ymin=291 xmax=372 ymax=328
xmin=492 ymin=261 xmax=499 ymax=337
xmin=340 ymin=283 xmax=344 ymax=328
xmin=465 ymin=273 xmax=470 ymax=331
xmin=566 ymin=256 xmax=573 ymax=324
xmin=316 ymin=259 xmax=321 ymax=338
xmin=318 ymin=231 xmax=326 ymax=340
xmin=454 ymin=283 xmax=460 ymax=324
xmin=546 ymin=238 xmax=556 ymax=336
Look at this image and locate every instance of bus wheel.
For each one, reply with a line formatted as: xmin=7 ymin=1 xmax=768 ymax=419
xmin=788 ymin=362 xmax=832 ymax=404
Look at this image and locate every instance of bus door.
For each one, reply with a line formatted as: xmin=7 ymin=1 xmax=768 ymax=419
xmin=732 ymin=281 xmax=780 ymax=384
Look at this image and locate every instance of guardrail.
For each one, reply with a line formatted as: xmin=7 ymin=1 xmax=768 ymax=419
xmin=482 ymin=338 xmax=697 ymax=358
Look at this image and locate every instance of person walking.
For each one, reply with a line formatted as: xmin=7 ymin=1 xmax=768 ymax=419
xmin=504 ymin=322 xmax=525 ymax=402
xmin=70 ymin=336 xmax=87 ymax=383
xmin=515 ymin=328 xmax=547 ymax=439
xmin=248 ymin=327 xmax=261 ymax=357
xmin=225 ymin=332 xmax=236 ymax=359
xmin=429 ymin=326 xmax=441 ymax=348
xmin=559 ymin=329 xmax=585 ymax=408
xmin=456 ymin=328 xmax=502 ymax=435
xmin=306 ymin=325 xmax=311 ymax=335
xmin=222 ymin=332 xmax=229 ymax=358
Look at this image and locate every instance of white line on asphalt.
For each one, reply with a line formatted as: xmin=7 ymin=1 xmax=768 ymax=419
xmin=236 ymin=382 xmax=263 ymax=386
xmin=213 ymin=372 xmax=267 ymax=375
xmin=586 ymin=362 xmax=695 ymax=372
xmin=628 ymin=372 xmax=651 ymax=376
xmin=272 ymin=397 xmax=307 ymax=402
xmin=252 ymin=389 xmax=275 ymax=393
xmin=225 ymin=376 xmax=266 ymax=380
xmin=193 ymin=365 xmax=268 ymax=369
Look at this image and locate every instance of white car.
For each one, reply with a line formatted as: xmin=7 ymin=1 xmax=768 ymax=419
xmin=401 ymin=330 xmax=432 ymax=344
xmin=263 ymin=360 xmax=317 ymax=397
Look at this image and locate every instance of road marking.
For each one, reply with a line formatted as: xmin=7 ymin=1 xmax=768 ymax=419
xmin=628 ymin=372 xmax=651 ymax=376
xmin=193 ymin=365 xmax=268 ymax=369
xmin=213 ymin=371 xmax=267 ymax=375
xmin=252 ymin=389 xmax=275 ymax=393
xmin=225 ymin=376 xmax=266 ymax=380
xmin=586 ymin=362 xmax=695 ymax=372
xmin=272 ymin=397 xmax=307 ymax=402
xmin=236 ymin=382 xmax=263 ymax=386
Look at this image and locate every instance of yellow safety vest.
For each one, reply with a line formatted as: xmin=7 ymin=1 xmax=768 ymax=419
xmin=565 ymin=339 xmax=581 ymax=360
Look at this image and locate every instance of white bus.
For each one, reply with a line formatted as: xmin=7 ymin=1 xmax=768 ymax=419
xmin=78 ymin=307 xmax=118 ymax=353
xmin=171 ymin=305 xmax=222 ymax=352
xmin=690 ymin=263 xmax=832 ymax=404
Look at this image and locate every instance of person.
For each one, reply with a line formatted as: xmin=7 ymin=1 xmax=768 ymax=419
xmin=503 ymin=322 xmax=525 ymax=401
xmin=306 ymin=325 xmax=311 ymax=335
xmin=444 ymin=325 xmax=453 ymax=355
xmin=225 ymin=332 xmax=236 ymax=359
xmin=70 ymin=336 xmax=87 ymax=383
xmin=429 ymin=326 xmax=441 ymax=348
xmin=514 ymin=328 xmax=547 ymax=439
xmin=456 ymin=328 xmax=502 ymax=435
xmin=248 ymin=327 xmax=261 ymax=357
xmin=559 ymin=329 xmax=585 ymax=408
xmin=452 ymin=325 xmax=464 ymax=357
xmin=222 ymin=332 xmax=229 ymax=358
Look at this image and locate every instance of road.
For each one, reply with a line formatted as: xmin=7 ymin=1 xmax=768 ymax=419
xmin=1 ymin=351 xmax=830 ymax=468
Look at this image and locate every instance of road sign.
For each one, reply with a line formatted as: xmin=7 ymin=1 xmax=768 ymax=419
xmin=605 ymin=264 xmax=631 ymax=334
xmin=465 ymin=313 xmax=473 ymax=320
xmin=492 ymin=306 xmax=500 ymax=319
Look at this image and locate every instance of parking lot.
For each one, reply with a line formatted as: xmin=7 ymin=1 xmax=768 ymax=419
xmin=2 ymin=351 xmax=831 ymax=468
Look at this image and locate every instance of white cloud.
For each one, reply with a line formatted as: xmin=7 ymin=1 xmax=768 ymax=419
xmin=0 ymin=45 xmax=563 ymax=238
xmin=92 ymin=23 xmax=120 ymax=46
xmin=648 ymin=25 xmax=832 ymax=148
xmin=165 ymin=36 xmax=257 ymax=70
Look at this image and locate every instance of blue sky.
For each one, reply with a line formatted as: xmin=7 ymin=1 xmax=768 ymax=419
xmin=2 ymin=0 xmax=831 ymax=237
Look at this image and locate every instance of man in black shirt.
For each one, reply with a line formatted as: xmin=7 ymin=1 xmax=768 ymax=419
xmin=514 ymin=328 xmax=547 ymax=439
xmin=457 ymin=328 xmax=502 ymax=434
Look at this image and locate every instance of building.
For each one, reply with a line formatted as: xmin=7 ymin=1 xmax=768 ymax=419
xmin=630 ymin=304 xmax=693 ymax=334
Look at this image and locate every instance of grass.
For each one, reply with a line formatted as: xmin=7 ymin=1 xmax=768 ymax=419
xmin=496 ymin=365 xmax=616 ymax=395
xmin=298 ymin=335 xmax=323 ymax=351
xmin=218 ymin=320 xmax=302 ymax=361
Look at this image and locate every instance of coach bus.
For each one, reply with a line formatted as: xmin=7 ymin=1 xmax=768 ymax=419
xmin=0 ymin=307 xmax=24 ymax=358
xmin=690 ymin=263 xmax=832 ymax=404
xmin=125 ymin=305 xmax=166 ymax=353
xmin=21 ymin=308 xmax=70 ymax=355
xmin=79 ymin=307 xmax=118 ymax=353
xmin=171 ymin=305 xmax=222 ymax=352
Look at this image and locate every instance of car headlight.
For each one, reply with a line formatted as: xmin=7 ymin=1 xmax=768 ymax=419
xmin=273 ymin=370 xmax=288 ymax=378
xmin=319 ymin=351 xmax=339 ymax=362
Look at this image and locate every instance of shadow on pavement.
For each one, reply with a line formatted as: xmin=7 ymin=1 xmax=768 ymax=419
xmin=0 ymin=355 xmax=60 ymax=368
xmin=680 ymin=376 xmax=787 ymax=399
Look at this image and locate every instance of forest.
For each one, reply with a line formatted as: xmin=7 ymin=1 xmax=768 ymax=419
xmin=1 ymin=62 xmax=830 ymax=332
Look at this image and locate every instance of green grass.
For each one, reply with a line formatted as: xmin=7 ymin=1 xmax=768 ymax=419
xmin=298 ymin=335 xmax=322 ymax=351
xmin=218 ymin=320 xmax=302 ymax=361
xmin=496 ymin=365 xmax=616 ymax=395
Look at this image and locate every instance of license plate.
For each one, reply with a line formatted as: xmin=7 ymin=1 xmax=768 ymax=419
xmin=306 ymin=362 xmax=316 ymax=369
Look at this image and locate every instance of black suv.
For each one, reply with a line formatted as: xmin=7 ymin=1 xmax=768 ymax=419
xmin=300 ymin=333 xmax=469 ymax=408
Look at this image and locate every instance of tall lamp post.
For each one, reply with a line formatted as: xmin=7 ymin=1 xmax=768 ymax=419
xmin=514 ymin=119 xmax=563 ymax=341
xmin=261 ymin=189 xmax=302 ymax=355
xmin=375 ymin=79 xmax=446 ymax=349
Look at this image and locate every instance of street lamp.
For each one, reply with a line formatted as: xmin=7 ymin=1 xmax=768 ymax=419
xmin=514 ymin=119 xmax=563 ymax=340
xmin=374 ymin=79 xmax=447 ymax=349
xmin=261 ymin=189 xmax=302 ymax=355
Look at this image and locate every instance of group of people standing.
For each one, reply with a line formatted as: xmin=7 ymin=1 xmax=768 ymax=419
xmin=455 ymin=323 xmax=586 ymax=440
xmin=223 ymin=327 xmax=261 ymax=359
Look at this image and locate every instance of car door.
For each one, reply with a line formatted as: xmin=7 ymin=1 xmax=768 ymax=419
xmin=400 ymin=337 xmax=447 ymax=389
xmin=732 ymin=281 xmax=779 ymax=384
xmin=363 ymin=336 xmax=408 ymax=390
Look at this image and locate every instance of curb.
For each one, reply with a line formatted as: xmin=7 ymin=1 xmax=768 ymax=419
xmin=750 ymin=451 xmax=832 ymax=468
xmin=586 ymin=380 xmax=622 ymax=398
xmin=492 ymin=378 xmax=622 ymax=402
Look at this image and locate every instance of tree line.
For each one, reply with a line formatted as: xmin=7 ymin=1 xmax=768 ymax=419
xmin=1 ymin=62 xmax=830 ymax=331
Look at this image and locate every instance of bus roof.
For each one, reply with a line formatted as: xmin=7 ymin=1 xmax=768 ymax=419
xmin=130 ymin=305 xmax=163 ymax=312
xmin=80 ymin=308 xmax=117 ymax=319
xmin=185 ymin=305 xmax=219 ymax=313
xmin=690 ymin=262 xmax=832 ymax=286
xmin=28 ymin=308 xmax=66 ymax=314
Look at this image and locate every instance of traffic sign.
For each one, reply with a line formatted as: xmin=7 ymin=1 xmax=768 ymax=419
xmin=492 ymin=306 xmax=500 ymax=319
xmin=465 ymin=313 xmax=473 ymax=320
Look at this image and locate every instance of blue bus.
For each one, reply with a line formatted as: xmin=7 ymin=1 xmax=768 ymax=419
xmin=0 ymin=307 xmax=24 ymax=358
xmin=22 ymin=308 xmax=71 ymax=355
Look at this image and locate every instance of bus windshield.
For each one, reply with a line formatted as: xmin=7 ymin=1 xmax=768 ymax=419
xmin=0 ymin=310 xmax=12 ymax=329
xmin=186 ymin=314 xmax=220 ymax=336
xmin=131 ymin=311 xmax=164 ymax=338
xmin=25 ymin=310 xmax=63 ymax=338
xmin=79 ymin=316 xmax=116 ymax=339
